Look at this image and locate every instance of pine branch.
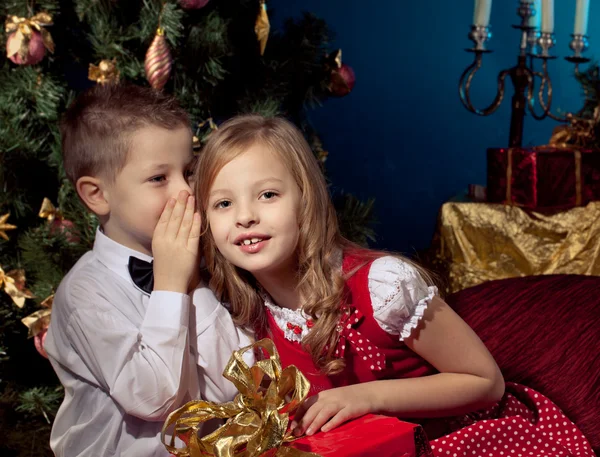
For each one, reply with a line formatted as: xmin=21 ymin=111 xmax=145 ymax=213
xmin=333 ymin=192 xmax=377 ymax=247
xmin=1 ymin=0 xmax=59 ymax=17
xmin=17 ymin=386 xmax=63 ymax=423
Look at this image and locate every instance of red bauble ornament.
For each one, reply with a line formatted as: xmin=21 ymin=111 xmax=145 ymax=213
xmin=34 ymin=327 xmax=49 ymax=359
xmin=145 ymin=28 xmax=173 ymax=90
xmin=7 ymin=30 xmax=46 ymax=65
xmin=329 ymin=63 xmax=356 ymax=97
xmin=179 ymin=0 xmax=210 ymax=9
xmin=50 ymin=218 xmax=80 ymax=243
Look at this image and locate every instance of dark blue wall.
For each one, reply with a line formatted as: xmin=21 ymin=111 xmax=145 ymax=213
xmin=274 ymin=0 xmax=599 ymax=255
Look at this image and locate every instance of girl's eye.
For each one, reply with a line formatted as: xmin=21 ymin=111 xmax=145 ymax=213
xmin=185 ymin=169 xmax=195 ymax=180
xmin=149 ymin=175 xmax=166 ymax=183
xmin=215 ymin=200 xmax=231 ymax=209
xmin=261 ymin=191 xmax=278 ymax=200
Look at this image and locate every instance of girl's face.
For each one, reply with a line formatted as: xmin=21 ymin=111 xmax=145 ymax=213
xmin=206 ymin=142 xmax=302 ymax=279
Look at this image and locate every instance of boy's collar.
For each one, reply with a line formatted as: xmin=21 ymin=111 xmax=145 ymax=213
xmin=93 ymin=227 xmax=153 ymax=285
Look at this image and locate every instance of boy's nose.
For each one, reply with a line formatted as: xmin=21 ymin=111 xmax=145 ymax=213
xmin=177 ymin=178 xmax=193 ymax=196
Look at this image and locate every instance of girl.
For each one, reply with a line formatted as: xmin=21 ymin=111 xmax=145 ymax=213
xmin=194 ymin=114 xmax=594 ymax=457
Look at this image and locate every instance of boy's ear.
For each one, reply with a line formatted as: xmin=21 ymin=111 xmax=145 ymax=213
xmin=76 ymin=176 xmax=110 ymax=216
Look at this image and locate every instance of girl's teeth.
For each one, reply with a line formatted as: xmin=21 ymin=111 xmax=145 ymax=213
xmin=241 ymin=238 xmax=263 ymax=246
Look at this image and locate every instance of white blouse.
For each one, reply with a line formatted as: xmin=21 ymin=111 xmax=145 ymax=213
xmin=264 ymin=256 xmax=438 ymax=343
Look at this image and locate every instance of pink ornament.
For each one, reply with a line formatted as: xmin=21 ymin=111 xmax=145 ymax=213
xmin=179 ymin=0 xmax=210 ymax=9
xmin=7 ymin=30 xmax=46 ymax=65
xmin=34 ymin=328 xmax=49 ymax=359
xmin=50 ymin=218 xmax=80 ymax=243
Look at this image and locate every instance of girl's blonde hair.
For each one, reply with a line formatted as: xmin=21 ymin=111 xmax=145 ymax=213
xmin=195 ymin=114 xmax=435 ymax=374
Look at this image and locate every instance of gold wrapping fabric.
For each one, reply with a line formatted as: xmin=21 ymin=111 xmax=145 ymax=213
xmin=162 ymin=338 xmax=319 ymax=457
xmin=431 ymin=201 xmax=600 ymax=294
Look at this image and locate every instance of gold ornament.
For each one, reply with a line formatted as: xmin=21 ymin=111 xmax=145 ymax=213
xmin=88 ymin=59 xmax=120 ymax=85
xmin=0 ymin=213 xmax=17 ymax=241
xmin=38 ymin=197 xmax=62 ymax=222
xmin=162 ymin=339 xmax=319 ymax=457
xmin=0 ymin=267 xmax=34 ymax=308
xmin=22 ymin=308 xmax=51 ymax=338
xmin=5 ymin=12 xmax=55 ymax=62
xmin=549 ymin=106 xmax=600 ymax=148
xmin=254 ymin=0 xmax=270 ymax=55
xmin=145 ymin=28 xmax=173 ymax=90
xmin=192 ymin=135 xmax=201 ymax=152
xmin=193 ymin=117 xmax=219 ymax=151
xmin=41 ymin=293 xmax=54 ymax=309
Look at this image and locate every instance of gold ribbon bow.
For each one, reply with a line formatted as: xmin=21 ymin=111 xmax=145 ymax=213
xmin=38 ymin=198 xmax=62 ymax=222
xmin=5 ymin=13 xmax=55 ymax=61
xmin=0 ymin=267 xmax=34 ymax=308
xmin=88 ymin=59 xmax=120 ymax=85
xmin=22 ymin=308 xmax=51 ymax=338
xmin=22 ymin=293 xmax=53 ymax=337
xmin=549 ymin=107 xmax=599 ymax=148
xmin=162 ymin=338 xmax=320 ymax=457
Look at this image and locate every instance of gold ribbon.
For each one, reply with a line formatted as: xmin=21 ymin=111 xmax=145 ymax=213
xmin=38 ymin=197 xmax=62 ymax=222
xmin=505 ymin=148 xmax=513 ymax=204
xmin=89 ymin=58 xmax=120 ymax=85
xmin=0 ymin=267 xmax=34 ymax=308
xmin=548 ymin=108 xmax=598 ymax=148
xmin=504 ymin=147 xmax=583 ymax=207
xmin=21 ymin=308 xmax=51 ymax=338
xmin=162 ymin=338 xmax=320 ymax=457
xmin=5 ymin=13 xmax=55 ymax=61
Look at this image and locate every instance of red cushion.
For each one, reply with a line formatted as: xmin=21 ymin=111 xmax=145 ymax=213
xmin=446 ymin=275 xmax=600 ymax=454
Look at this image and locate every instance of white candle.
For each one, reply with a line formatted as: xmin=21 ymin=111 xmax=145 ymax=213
xmin=473 ymin=0 xmax=492 ymax=27
xmin=541 ymin=0 xmax=554 ymax=33
xmin=528 ymin=0 xmax=542 ymax=29
xmin=574 ymin=0 xmax=590 ymax=35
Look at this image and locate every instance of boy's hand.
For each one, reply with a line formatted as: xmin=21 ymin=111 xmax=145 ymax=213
xmin=152 ymin=190 xmax=202 ymax=294
xmin=290 ymin=385 xmax=375 ymax=437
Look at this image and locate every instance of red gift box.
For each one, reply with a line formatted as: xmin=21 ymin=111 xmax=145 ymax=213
xmin=285 ymin=414 xmax=432 ymax=457
xmin=487 ymin=147 xmax=600 ymax=209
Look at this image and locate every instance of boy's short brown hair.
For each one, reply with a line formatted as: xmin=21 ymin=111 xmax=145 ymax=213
xmin=60 ymin=83 xmax=190 ymax=184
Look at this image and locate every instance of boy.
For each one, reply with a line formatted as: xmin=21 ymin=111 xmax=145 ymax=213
xmin=44 ymin=84 xmax=251 ymax=457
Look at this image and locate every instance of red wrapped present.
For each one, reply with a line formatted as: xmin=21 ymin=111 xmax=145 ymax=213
xmin=487 ymin=146 xmax=600 ymax=209
xmin=163 ymin=339 xmax=432 ymax=457
xmin=289 ymin=414 xmax=431 ymax=457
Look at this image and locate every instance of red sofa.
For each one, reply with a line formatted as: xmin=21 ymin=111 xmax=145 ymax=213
xmin=446 ymin=274 xmax=600 ymax=455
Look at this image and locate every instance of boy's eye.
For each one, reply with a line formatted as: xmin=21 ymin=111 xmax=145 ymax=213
xmin=149 ymin=175 xmax=166 ymax=183
xmin=215 ymin=200 xmax=231 ymax=209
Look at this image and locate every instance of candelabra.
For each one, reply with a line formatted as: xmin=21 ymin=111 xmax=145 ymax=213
xmin=459 ymin=0 xmax=590 ymax=147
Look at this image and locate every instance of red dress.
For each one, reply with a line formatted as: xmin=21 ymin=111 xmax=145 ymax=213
xmin=257 ymin=254 xmax=594 ymax=457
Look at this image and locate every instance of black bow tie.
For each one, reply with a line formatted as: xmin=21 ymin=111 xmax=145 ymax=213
xmin=128 ymin=256 xmax=154 ymax=295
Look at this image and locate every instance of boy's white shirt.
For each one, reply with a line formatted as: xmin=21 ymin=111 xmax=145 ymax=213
xmin=44 ymin=228 xmax=253 ymax=457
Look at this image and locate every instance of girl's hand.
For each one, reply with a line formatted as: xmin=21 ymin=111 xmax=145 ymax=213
xmin=290 ymin=384 xmax=376 ymax=436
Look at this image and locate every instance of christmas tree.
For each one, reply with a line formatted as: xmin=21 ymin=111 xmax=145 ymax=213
xmin=0 ymin=1 xmax=374 ymax=454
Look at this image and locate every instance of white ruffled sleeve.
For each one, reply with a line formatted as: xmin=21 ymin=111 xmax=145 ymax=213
xmin=368 ymin=256 xmax=438 ymax=341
